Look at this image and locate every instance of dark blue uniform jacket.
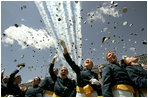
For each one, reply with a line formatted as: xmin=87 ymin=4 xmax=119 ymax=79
xmin=49 ymin=63 xmax=76 ymax=97
xmin=39 ymin=76 xmax=55 ymax=92
xmin=7 ymin=69 xmax=25 ymax=97
xmin=101 ymin=63 xmax=134 ymax=97
xmin=25 ymin=85 xmax=43 ymax=97
xmin=1 ymin=81 xmax=7 ymax=96
xmin=126 ymin=64 xmax=147 ymax=88
xmin=63 ymin=53 xmax=100 ymax=93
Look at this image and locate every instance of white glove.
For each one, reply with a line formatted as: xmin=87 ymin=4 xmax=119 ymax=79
xmin=2 ymin=68 xmax=5 ymax=73
xmin=90 ymin=78 xmax=100 ymax=86
xmin=18 ymin=66 xmax=24 ymax=71
xmin=53 ymin=54 xmax=59 ymax=60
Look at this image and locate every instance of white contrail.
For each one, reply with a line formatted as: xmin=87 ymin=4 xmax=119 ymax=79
xmin=35 ymin=1 xmax=67 ymax=66
xmin=73 ymin=1 xmax=82 ymax=66
xmin=64 ymin=1 xmax=77 ymax=63
xmin=58 ymin=1 xmax=72 ymax=56
xmin=45 ymin=1 xmax=80 ymax=69
xmin=46 ymin=1 xmax=72 ymax=58
xmin=45 ymin=2 xmax=63 ymax=39
xmin=45 ymin=1 xmax=72 ymax=66
xmin=47 ymin=1 xmax=71 ymax=56
xmin=45 ymin=1 xmax=77 ymax=78
xmin=35 ymin=1 xmax=82 ymax=78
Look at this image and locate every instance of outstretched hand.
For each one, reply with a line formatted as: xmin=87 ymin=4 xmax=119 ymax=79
xmin=1 ymin=68 xmax=5 ymax=73
xmin=18 ymin=66 xmax=24 ymax=71
xmin=52 ymin=57 xmax=56 ymax=64
xmin=52 ymin=54 xmax=59 ymax=64
xmin=60 ymin=40 xmax=66 ymax=48
xmin=59 ymin=40 xmax=68 ymax=54
xmin=90 ymin=78 xmax=100 ymax=86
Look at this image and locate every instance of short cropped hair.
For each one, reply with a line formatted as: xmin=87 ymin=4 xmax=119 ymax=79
xmin=34 ymin=76 xmax=41 ymax=81
xmin=105 ymin=51 xmax=113 ymax=60
xmin=15 ymin=75 xmax=21 ymax=79
xmin=123 ymin=57 xmax=130 ymax=65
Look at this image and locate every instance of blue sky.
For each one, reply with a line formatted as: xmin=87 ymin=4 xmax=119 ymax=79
xmin=1 ymin=1 xmax=147 ymax=83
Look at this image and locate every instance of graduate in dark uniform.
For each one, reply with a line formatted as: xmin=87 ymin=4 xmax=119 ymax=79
xmin=39 ymin=67 xmax=58 ymax=97
xmin=102 ymin=51 xmax=135 ymax=97
xmin=1 ymin=76 xmax=9 ymax=96
xmin=6 ymin=63 xmax=26 ymax=97
xmin=49 ymin=56 xmax=76 ymax=97
xmin=25 ymin=76 xmax=43 ymax=97
xmin=60 ymin=40 xmax=101 ymax=97
xmin=123 ymin=56 xmax=147 ymax=97
xmin=1 ymin=68 xmax=9 ymax=97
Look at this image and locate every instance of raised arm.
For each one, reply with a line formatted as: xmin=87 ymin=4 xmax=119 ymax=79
xmin=1 ymin=69 xmax=5 ymax=80
xmin=60 ymin=40 xmax=80 ymax=73
xmin=59 ymin=40 xmax=68 ymax=54
xmin=7 ymin=65 xmax=25 ymax=92
xmin=49 ymin=57 xmax=57 ymax=82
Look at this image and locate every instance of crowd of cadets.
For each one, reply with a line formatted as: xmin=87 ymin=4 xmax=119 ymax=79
xmin=1 ymin=40 xmax=147 ymax=97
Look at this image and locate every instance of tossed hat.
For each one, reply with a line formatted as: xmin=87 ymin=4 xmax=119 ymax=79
xmin=17 ymin=62 xmax=25 ymax=67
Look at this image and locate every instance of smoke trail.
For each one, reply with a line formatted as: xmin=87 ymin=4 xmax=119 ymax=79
xmin=63 ymin=1 xmax=77 ymax=63
xmin=35 ymin=1 xmax=66 ymax=66
xmin=73 ymin=1 xmax=82 ymax=66
xmin=45 ymin=1 xmax=77 ymax=78
xmin=45 ymin=1 xmax=72 ymax=58
xmin=44 ymin=1 xmax=74 ymax=69
xmin=35 ymin=1 xmax=82 ymax=78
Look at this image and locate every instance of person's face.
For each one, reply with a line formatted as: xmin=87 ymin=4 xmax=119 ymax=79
xmin=53 ymin=68 xmax=58 ymax=76
xmin=33 ymin=77 xmax=41 ymax=86
xmin=15 ymin=76 xmax=22 ymax=84
xmin=106 ymin=52 xmax=117 ymax=63
xmin=60 ymin=67 xmax=68 ymax=79
xmin=83 ymin=59 xmax=93 ymax=69
xmin=124 ymin=56 xmax=138 ymax=65
xmin=2 ymin=76 xmax=9 ymax=83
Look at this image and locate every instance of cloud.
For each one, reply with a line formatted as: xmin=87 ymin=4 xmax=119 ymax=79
xmin=2 ymin=25 xmax=55 ymax=50
xmin=87 ymin=1 xmax=122 ymax=23
xmin=3 ymin=37 xmax=14 ymax=45
xmin=99 ymin=2 xmax=121 ymax=18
